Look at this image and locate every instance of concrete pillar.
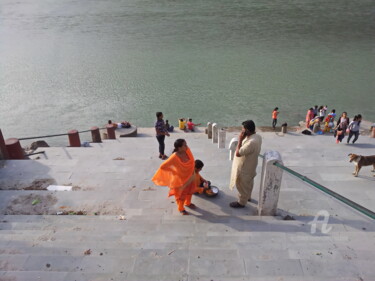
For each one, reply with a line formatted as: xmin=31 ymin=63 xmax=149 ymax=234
xmin=91 ymin=126 xmax=102 ymax=143
xmin=207 ymin=122 xmax=212 ymax=139
xmin=106 ymin=124 xmax=116 ymax=139
xmin=212 ymin=123 xmax=218 ymax=143
xmin=5 ymin=138 xmax=24 ymax=159
xmin=0 ymin=129 xmax=9 ymax=160
xmin=229 ymin=137 xmax=238 ymax=160
xmin=281 ymin=124 xmax=287 ymax=134
xmin=218 ymin=129 xmax=226 ymax=148
xmin=68 ymin=130 xmax=81 ymax=147
xmin=258 ymin=151 xmax=283 ymax=216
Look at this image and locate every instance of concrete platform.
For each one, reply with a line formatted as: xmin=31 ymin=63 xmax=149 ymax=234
xmin=0 ymin=127 xmax=374 ymax=280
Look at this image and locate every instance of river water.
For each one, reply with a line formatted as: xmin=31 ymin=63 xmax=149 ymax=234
xmin=1 ymin=0 xmax=374 ymax=144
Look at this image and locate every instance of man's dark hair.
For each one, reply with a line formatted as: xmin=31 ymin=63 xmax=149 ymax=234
xmin=195 ymin=159 xmax=204 ymax=169
xmin=156 ymin=112 xmax=163 ymax=118
xmin=242 ymin=120 xmax=256 ymax=133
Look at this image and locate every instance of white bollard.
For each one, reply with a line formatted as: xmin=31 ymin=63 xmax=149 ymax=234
xmin=258 ymin=151 xmax=283 ymax=216
xmin=207 ymin=122 xmax=212 ymax=139
xmin=228 ymin=137 xmax=238 ymax=160
xmin=218 ymin=129 xmax=226 ymax=149
xmin=212 ymin=123 xmax=218 ymax=143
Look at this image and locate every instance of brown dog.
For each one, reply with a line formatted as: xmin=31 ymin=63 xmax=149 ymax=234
xmin=348 ymin=153 xmax=375 ymax=177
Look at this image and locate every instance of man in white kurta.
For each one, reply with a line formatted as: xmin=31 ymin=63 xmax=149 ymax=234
xmin=229 ymin=120 xmax=262 ymax=208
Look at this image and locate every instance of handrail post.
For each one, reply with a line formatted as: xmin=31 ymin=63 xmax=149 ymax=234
xmin=68 ymin=130 xmax=81 ymax=147
xmin=91 ymin=126 xmax=102 ymax=143
xmin=5 ymin=138 xmax=24 ymax=159
xmin=207 ymin=122 xmax=212 ymax=139
xmin=258 ymin=151 xmax=283 ymax=216
xmin=218 ymin=129 xmax=226 ymax=148
xmin=212 ymin=123 xmax=218 ymax=143
xmin=0 ymin=129 xmax=9 ymax=160
xmin=106 ymin=124 xmax=116 ymax=139
xmin=229 ymin=138 xmax=238 ymax=160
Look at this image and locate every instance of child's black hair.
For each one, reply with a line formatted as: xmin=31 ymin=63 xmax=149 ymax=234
xmin=195 ymin=159 xmax=204 ymax=169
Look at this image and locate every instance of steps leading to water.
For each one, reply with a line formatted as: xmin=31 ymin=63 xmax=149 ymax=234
xmin=1 ymin=130 xmax=374 ymax=280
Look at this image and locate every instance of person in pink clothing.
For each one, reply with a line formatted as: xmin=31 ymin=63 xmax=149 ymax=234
xmin=187 ymin=119 xmax=201 ymax=132
xmin=305 ymin=108 xmax=314 ymax=128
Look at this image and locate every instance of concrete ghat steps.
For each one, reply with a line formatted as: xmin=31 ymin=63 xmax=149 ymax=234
xmin=1 ymin=130 xmax=375 ymax=280
xmin=0 ymin=213 xmax=374 ymax=281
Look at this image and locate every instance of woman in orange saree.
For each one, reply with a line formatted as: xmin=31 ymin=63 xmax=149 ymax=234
xmin=152 ymin=139 xmax=196 ymax=215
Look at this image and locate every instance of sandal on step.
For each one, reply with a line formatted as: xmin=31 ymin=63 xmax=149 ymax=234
xmin=180 ymin=210 xmax=189 ymax=215
xmin=229 ymin=202 xmax=245 ymax=208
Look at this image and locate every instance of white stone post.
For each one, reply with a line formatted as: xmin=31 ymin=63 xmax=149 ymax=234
xmin=212 ymin=123 xmax=218 ymax=143
xmin=218 ymin=129 xmax=226 ymax=148
xmin=229 ymin=137 xmax=238 ymax=160
xmin=258 ymin=151 xmax=283 ymax=216
xmin=207 ymin=122 xmax=212 ymax=139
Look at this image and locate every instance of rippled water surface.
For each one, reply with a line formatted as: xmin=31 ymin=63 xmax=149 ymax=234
xmin=1 ymin=0 xmax=374 ymax=143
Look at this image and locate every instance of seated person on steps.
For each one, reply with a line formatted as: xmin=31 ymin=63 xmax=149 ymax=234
xmin=165 ymin=120 xmax=174 ymax=132
xmin=187 ymin=118 xmax=201 ymax=132
xmin=194 ymin=160 xmax=211 ymax=194
xmin=179 ymin=118 xmax=187 ymax=130
xmin=108 ymin=120 xmax=131 ymax=129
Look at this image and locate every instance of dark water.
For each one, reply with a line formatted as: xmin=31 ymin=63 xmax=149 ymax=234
xmin=1 ymin=0 xmax=374 ymax=144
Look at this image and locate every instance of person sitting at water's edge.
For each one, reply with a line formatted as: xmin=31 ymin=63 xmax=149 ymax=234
xmin=108 ymin=120 xmax=131 ymax=129
xmin=165 ymin=120 xmax=174 ymax=132
xmin=179 ymin=118 xmax=187 ymax=130
xmin=187 ymin=119 xmax=201 ymax=132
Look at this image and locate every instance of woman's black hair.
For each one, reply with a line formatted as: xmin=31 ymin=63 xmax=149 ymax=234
xmin=173 ymin=139 xmax=186 ymax=153
xmin=156 ymin=112 xmax=163 ymax=118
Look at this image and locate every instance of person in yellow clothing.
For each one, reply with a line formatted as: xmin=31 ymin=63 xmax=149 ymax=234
xmin=229 ymin=120 xmax=262 ymax=208
xmin=152 ymin=139 xmax=196 ymax=215
xmin=194 ymin=160 xmax=211 ymax=194
xmin=178 ymin=118 xmax=187 ymax=130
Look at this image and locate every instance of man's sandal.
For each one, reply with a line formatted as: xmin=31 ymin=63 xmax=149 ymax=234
xmin=229 ymin=202 xmax=245 ymax=208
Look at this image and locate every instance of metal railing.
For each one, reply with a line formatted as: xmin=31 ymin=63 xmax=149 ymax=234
xmin=18 ymin=127 xmax=106 ymax=141
xmin=259 ymin=154 xmax=375 ymax=220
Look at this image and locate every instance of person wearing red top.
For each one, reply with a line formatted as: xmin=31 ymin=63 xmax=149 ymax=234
xmin=305 ymin=108 xmax=315 ymax=128
xmin=272 ymin=107 xmax=279 ymax=129
xmin=187 ymin=118 xmax=201 ymax=132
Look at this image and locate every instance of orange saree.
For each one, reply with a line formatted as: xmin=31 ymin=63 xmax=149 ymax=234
xmin=152 ymin=148 xmax=195 ymax=200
